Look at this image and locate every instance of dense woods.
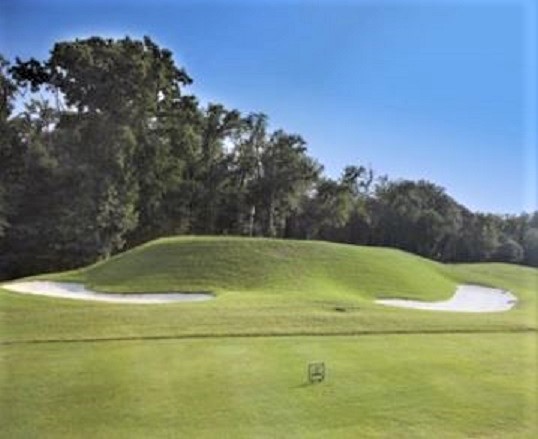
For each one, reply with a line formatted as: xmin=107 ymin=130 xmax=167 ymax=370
xmin=1 ymin=36 xmax=537 ymax=280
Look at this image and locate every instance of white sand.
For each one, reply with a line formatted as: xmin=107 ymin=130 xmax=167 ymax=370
xmin=376 ymin=285 xmax=517 ymax=313
xmin=2 ymin=281 xmax=516 ymax=311
xmin=2 ymin=281 xmax=213 ymax=304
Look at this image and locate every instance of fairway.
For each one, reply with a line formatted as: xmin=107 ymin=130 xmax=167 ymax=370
xmin=1 ymin=237 xmax=537 ymax=438
xmin=1 ymin=335 xmax=536 ymax=438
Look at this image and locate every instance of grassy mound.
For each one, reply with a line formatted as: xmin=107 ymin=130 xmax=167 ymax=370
xmin=55 ymin=236 xmax=456 ymax=301
xmin=1 ymin=236 xmax=536 ymax=342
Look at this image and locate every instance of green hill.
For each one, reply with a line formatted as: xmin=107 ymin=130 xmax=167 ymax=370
xmin=58 ymin=236 xmax=457 ymax=301
xmin=1 ymin=237 xmax=536 ymax=438
xmin=2 ymin=236 xmax=536 ymax=343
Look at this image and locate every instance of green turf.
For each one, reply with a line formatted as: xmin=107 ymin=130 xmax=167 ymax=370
xmin=1 ymin=237 xmax=536 ymax=342
xmin=1 ymin=334 xmax=536 ymax=438
xmin=55 ymin=236 xmax=458 ymax=300
xmin=1 ymin=237 xmax=536 ymax=437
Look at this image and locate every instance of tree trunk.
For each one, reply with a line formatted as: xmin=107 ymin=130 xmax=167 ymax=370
xmin=248 ymin=204 xmax=255 ymax=236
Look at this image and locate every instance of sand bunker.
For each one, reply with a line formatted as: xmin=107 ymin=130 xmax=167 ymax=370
xmin=2 ymin=281 xmax=213 ymax=304
xmin=376 ymin=285 xmax=517 ymax=313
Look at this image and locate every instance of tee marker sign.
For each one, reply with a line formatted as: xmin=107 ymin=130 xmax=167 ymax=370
xmin=308 ymin=362 xmax=326 ymax=383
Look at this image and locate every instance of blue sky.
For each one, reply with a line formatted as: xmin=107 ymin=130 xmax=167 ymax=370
xmin=1 ymin=0 xmax=536 ymax=214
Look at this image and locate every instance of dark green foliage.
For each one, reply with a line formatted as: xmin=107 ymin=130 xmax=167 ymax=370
xmin=522 ymin=228 xmax=538 ymax=266
xmin=0 ymin=37 xmax=536 ymax=280
xmin=256 ymin=130 xmax=321 ymax=237
xmin=0 ymin=55 xmax=15 ymax=239
xmin=366 ymin=180 xmax=464 ymax=260
xmin=491 ymin=238 xmax=524 ymax=263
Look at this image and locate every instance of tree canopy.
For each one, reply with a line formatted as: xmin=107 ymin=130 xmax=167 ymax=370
xmin=0 ymin=36 xmax=536 ymax=280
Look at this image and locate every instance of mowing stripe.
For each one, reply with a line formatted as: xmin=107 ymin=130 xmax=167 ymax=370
xmin=1 ymin=327 xmax=535 ymax=346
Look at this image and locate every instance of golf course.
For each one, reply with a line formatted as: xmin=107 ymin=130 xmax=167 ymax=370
xmin=1 ymin=2 xmax=536 ymax=436
xmin=1 ymin=237 xmax=536 ymax=438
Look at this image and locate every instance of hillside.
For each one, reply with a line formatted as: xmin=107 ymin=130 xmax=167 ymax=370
xmin=1 ymin=237 xmax=536 ymax=343
xmin=55 ymin=236 xmax=457 ymax=301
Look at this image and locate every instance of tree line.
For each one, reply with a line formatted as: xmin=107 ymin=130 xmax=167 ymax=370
xmin=1 ymin=36 xmax=537 ymax=280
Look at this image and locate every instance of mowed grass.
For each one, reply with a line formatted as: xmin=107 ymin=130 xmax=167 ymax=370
xmin=1 ymin=334 xmax=536 ymax=438
xmin=1 ymin=237 xmax=536 ymax=437
xmin=58 ymin=236 xmax=458 ymax=299
xmin=1 ymin=237 xmax=536 ymax=342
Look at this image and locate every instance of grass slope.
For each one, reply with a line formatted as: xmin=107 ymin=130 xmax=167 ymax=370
xmin=1 ymin=237 xmax=536 ymax=342
xmin=60 ymin=236 xmax=457 ymax=300
xmin=1 ymin=237 xmax=536 ymax=437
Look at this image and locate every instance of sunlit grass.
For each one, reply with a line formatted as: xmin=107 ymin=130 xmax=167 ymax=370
xmin=1 ymin=237 xmax=535 ymax=342
xmin=1 ymin=237 xmax=536 ymax=437
xmin=1 ymin=334 xmax=535 ymax=438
